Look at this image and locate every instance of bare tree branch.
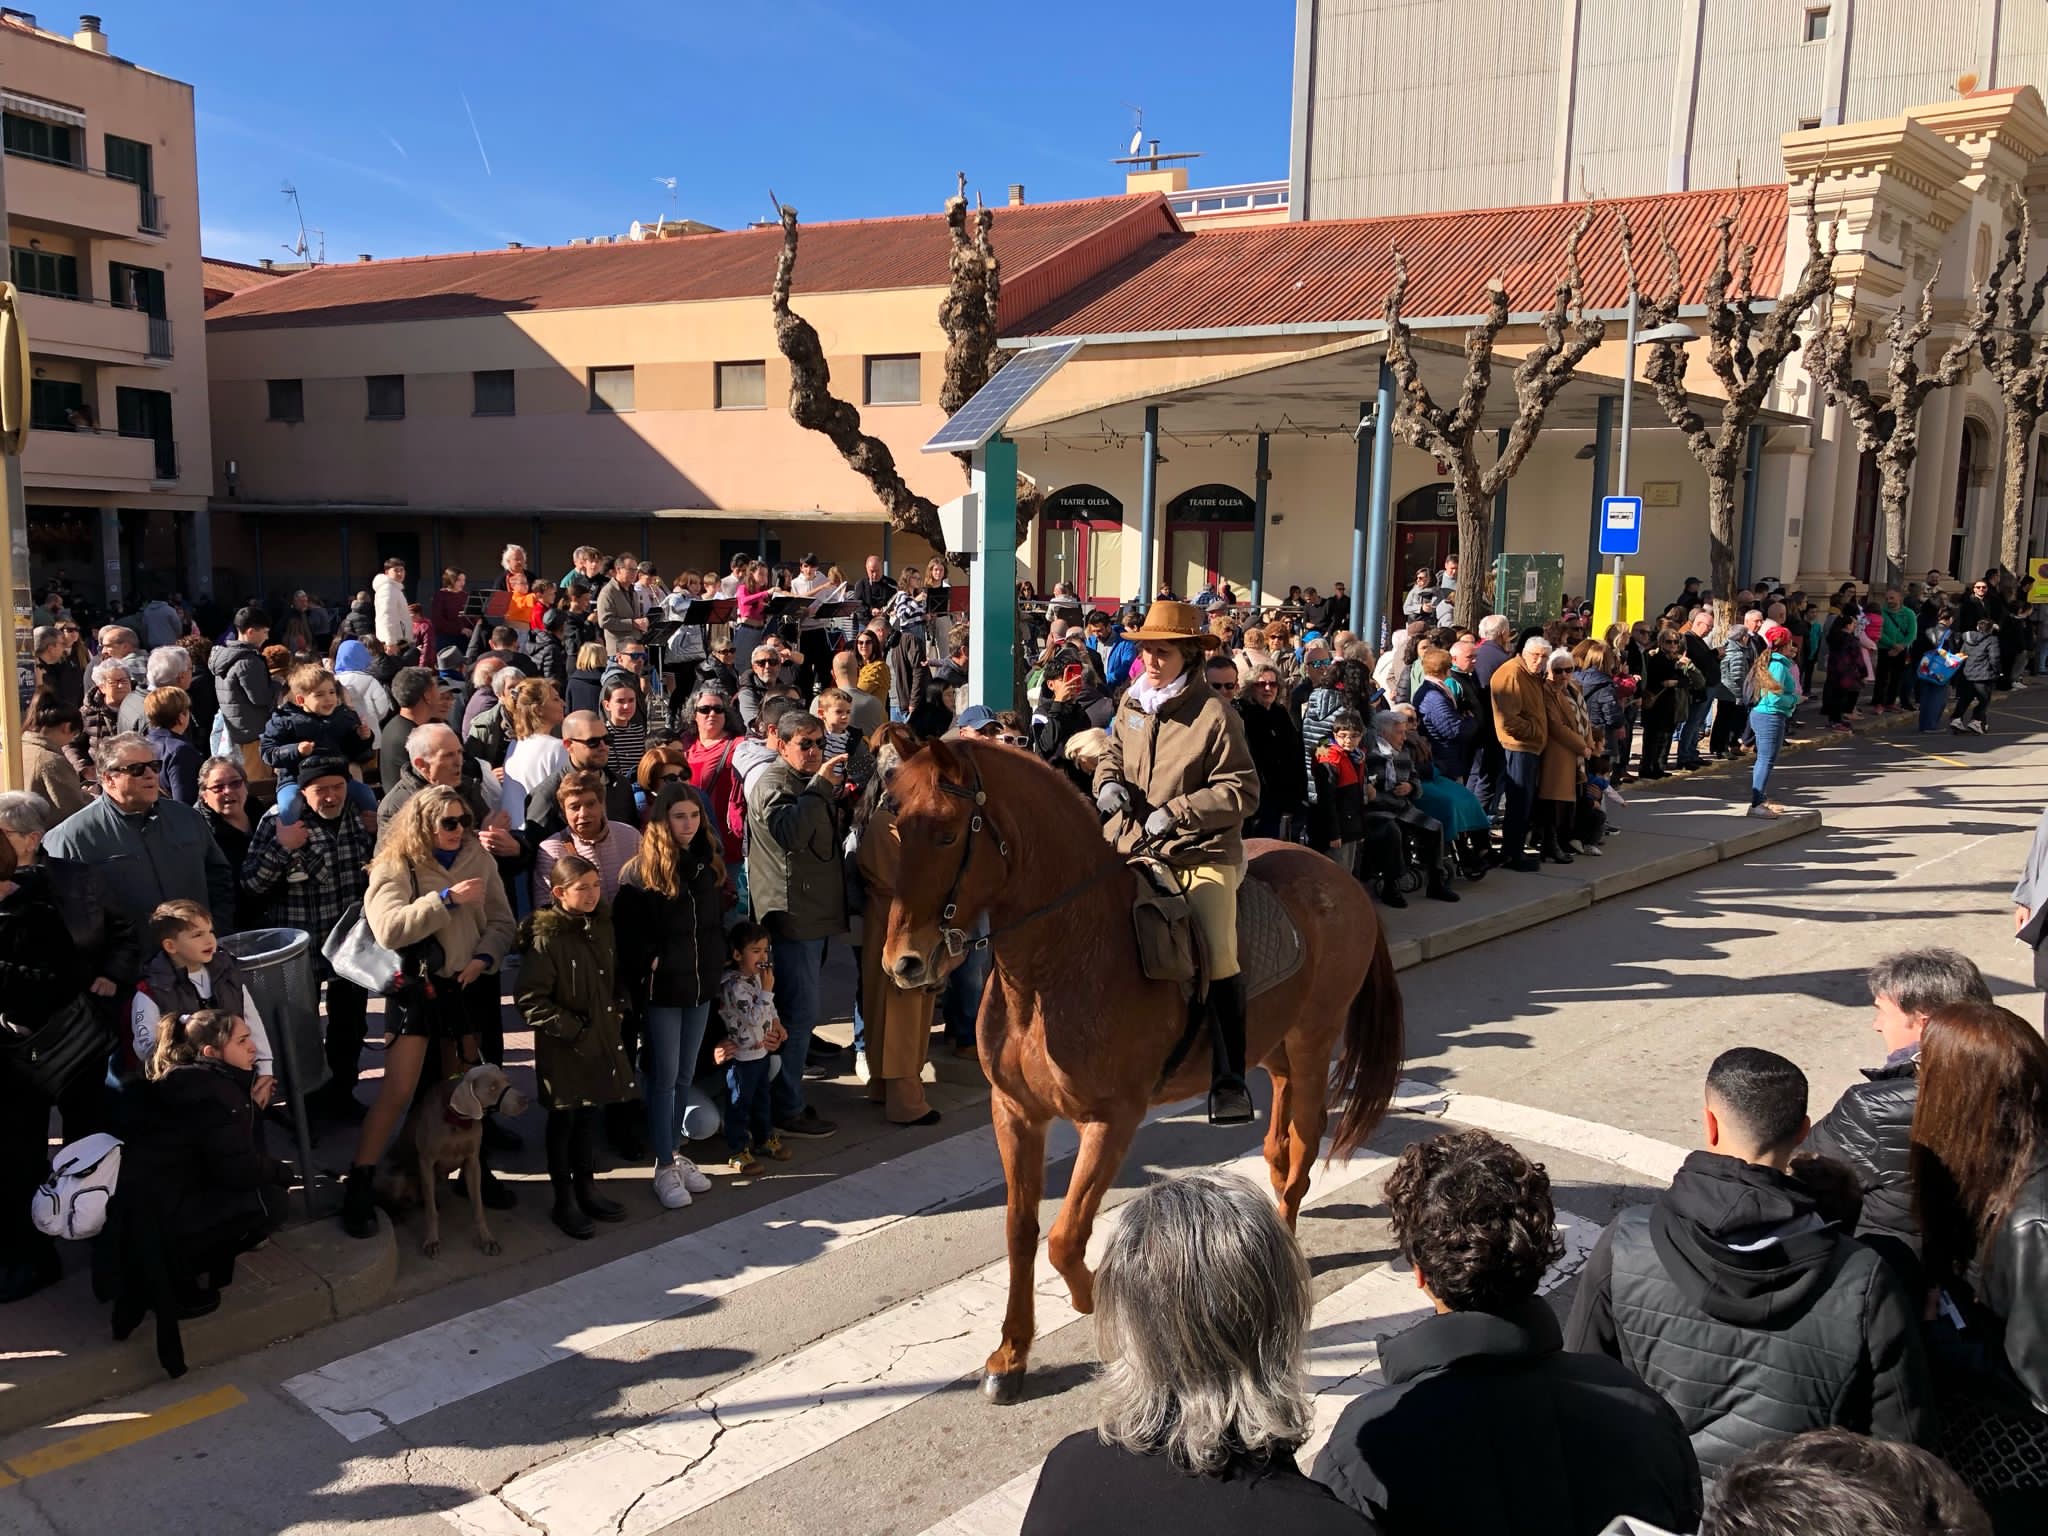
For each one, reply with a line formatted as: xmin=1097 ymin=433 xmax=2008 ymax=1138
xmin=771 ymin=205 xmax=948 ymax=552
xmin=1384 ymin=204 xmax=1606 ymax=629
xmin=1977 ymin=202 xmax=2048 ymax=573
xmin=1634 ymin=193 xmax=1836 ymax=624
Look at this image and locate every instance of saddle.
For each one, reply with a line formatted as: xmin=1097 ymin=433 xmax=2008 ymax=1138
xmin=1126 ymin=855 xmax=1304 ymax=1002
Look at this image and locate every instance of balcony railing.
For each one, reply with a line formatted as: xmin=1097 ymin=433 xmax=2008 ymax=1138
xmin=146 ymin=313 xmax=173 ymax=358
xmin=148 ymin=437 xmax=178 ymax=482
xmin=3 ymin=143 xmax=167 ymax=235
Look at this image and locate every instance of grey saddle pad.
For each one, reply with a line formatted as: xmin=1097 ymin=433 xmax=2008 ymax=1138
xmin=1239 ymin=875 xmax=1304 ymax=1003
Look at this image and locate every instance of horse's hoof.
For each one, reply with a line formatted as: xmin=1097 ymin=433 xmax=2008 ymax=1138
xmin=981 ymin=1370 xmax=1026 ymax=1405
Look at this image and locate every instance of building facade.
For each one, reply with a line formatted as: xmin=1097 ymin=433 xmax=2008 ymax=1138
xmin=1290 ymin=0 xmax=2048 ymax=221
xmin=5 ymin=10 xmax=211 ymax=608
xmin=202 ymin=194 xmax=1177 ymax=604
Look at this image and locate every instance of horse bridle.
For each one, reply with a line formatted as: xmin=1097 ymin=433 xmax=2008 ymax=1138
xmin=917 ymin=748 xmax=1148 ymax=966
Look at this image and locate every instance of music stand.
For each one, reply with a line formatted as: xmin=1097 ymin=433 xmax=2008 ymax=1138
xmin=809 ymin=599 xmax=861 ymax=621
xmin=676 ymin=598 xmax=736 ymax=625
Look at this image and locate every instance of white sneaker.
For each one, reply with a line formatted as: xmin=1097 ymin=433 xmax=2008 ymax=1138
xmin=1578 ymin=842 xmax=1603 ymax=856
xmin=1747 ymin=802 xmax=1781 ymax=819
xmin=1971 ymin=720 xmax=1988 ymax=734
xmin=854 ymin=1050 xmax=871 ymax=1085
xmin=653 ymin=1163 xmax=692 ymax=1209
xmin=675 ymin=1156 xmax=711 ymax=1195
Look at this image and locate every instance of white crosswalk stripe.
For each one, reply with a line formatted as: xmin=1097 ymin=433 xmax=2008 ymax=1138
xmin=287 ymin=1097 xmax=1199 ymax=1441
xmin=448 ymin=1143 xmax=1395 ymax=1536
xmin=917 ymin=1213 xmax=1603 ymax=1536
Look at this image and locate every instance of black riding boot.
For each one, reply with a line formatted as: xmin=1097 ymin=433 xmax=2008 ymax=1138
xmin=1206 ymin=975 xmax=1255 ymax=1126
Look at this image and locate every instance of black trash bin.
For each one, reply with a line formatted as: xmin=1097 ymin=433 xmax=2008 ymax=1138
xmin=219 ymin=926 xmax=329 ymax=1217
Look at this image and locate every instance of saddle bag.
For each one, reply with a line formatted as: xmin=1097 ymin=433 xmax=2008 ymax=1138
xmin=1127 ymin=855 xmax=1197 ymax=986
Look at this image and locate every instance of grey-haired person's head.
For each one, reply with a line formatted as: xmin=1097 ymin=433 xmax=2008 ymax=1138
xmin=1866 ymin=949 xmax=1992 ymax=1020
xmin=1092 ymin=1171 xmax=1313 ymax=1473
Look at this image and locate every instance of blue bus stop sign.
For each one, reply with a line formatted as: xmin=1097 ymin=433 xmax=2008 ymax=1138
xmin=1599 ymin=495 xmax=1642 ymax=557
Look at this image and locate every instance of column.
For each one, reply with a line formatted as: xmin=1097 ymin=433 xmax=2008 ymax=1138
xmin=756 ymin=520 xmax=768 ymax=560
xmin=1490 ymin=426 xmax=1511 ymax=564
xmin=1584 ymin=399 xmax=1614 ymax=597
xmin=1362 ymin=362 xmax=1397 ymax=644
xmin=1137 ymin=405 xmax=1160 ymax=603
xmin=99 ymin=505 xmax=123 ymax=612
xmin=970 ymin=435 xmax=1019 ymax=712
xmin=185 ymin=505 xmax=213 ymax=602
xmin=881 ymin=523 xmax=893 ymax=573
xmin=1350 ymin=401 xmax=1371 ymax=636
xmin=431 ymin=517 xmax=444 ymax=584
xmin=339 ymin=520 xmax=353 ymax=600
xmin=1738 ymin=423 xmax=1764 ymax=589
xmin=1909 ymin=388 xmax=1956 ymax=579
xmin=1250 ymin=431 xmax=1271 ymax=609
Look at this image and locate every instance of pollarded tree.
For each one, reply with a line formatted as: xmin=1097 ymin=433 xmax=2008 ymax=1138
xmin=1804 ymin=274 xmax=1990 ymax=584
xmin=1382 ymin=203 xmax=1606 ymax=631
xmin=1977 ymin=203 xmax=2048 ymax=578
xmin=1626 ymin=200 xmax=1837 ymax=627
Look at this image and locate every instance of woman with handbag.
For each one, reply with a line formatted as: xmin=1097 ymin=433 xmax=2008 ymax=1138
xmin=1911 ymin=1002 xmax=2048 ymax=1532
xmin=338 ymin=786 xmax=517 ymax=1240
xmin=0 ymin=832 xmax=108 ymax=1302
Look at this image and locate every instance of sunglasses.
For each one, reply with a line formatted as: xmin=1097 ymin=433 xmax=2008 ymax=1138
xmin=695 ymin=704 xmax=726 ymax=715
xmin=109 ymin=759 xmax=162 ymax=778
xmin=995 ymin=734 xmax=1031 ymax=748
xmin=437 ymin=815 xmax=474 ymax=832
xmin=1211 ymin=680 xmax=1240 ymax=692
xmin=620 ymin=652 xmax=647 ymax=663
xmin=202 ymin=777 xmax=247 ymax=793
xmin=652 ymin=770 xmax=686 ymax=786
xmin=788 ymin=737 xmax=825 ymax=753
xmin=566 ymin=735 xmax=609 ymax=747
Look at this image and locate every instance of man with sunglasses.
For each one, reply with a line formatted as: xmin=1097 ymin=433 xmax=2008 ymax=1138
xmin=45 ymin=732 xmax=236 ymax=931
xmin=522 ymin=711 xmax=637 ymax=839
xmin=746 ymin=709 xmax=846 ymax=1140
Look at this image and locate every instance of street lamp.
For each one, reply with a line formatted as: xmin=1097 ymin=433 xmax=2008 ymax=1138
xmin=1609 ymin=300 xmax=1698 ymax=621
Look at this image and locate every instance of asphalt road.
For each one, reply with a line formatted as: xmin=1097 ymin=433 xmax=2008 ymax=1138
xmin=1 ymin=700 xmax=2042 ymax=1536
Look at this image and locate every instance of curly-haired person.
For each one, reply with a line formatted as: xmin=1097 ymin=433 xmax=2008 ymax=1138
xmin=1314 ymin=1129 xmax=1702 ymax=1535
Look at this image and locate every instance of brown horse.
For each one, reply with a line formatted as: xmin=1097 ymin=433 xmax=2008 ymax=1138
xmin=879 ymin=735 xmax=1405 ymax=1404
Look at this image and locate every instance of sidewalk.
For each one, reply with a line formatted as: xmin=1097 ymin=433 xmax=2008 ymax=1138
xmin=3 ymin=723 xmax=1843 ymax=1435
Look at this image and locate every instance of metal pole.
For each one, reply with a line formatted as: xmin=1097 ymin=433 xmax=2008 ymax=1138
xmin=881 ymin=522 xmax=892 ymax=575
xmin=1612 ymin=288 xmax=1639 ymax=614
xmin=1587 ymin=395 xmax=1614 ymax=599
xmin=1137 ymin=405 xmax=1159 ymax=603
xmin=970 ymin=435 xmax=1019 ymax=712
xmin=755 ymin=519 xmax=767 ymax=561
xmin=1490 ymin=426 xmax=1511 ymax=566
xmin=1350 ymin=401 xmax=1371 ymax=636
xmin=1364 ymin=361 xmax=1397 ymax=646
xmin=1250 ymin=431 xmax=1270 ymax=611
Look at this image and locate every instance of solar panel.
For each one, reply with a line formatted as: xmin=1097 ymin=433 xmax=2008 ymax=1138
xmin=921 ymin=338 xmax=1084 ymax=454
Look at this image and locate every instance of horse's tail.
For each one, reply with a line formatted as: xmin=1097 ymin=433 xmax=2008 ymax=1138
xmin=1327 ymin=917 xmax=1405 ymax=1162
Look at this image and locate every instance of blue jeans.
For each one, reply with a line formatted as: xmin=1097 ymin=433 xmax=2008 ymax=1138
xmin=849 ymin=946 xmax=866 ymax=1056
xmin=643 ymin=1001 xmax=712 ymax=1165
xmin=942 ymin=915 xmax=992 ymax=1045
xmin=1677 ymin=696 xmax=1712 ymax=766
xmin=724 ymin=1055 xmax=773 ymax=1156
xmin=277 ymin=776 xmax=377 ymax=823
xmin=1917 ymin=678 xmax=1949 ymax=732
xmin=769 ymin=934 xmax=826 ymax=1121
xmin=1750 ymin=710 xmax=1787 ymax=805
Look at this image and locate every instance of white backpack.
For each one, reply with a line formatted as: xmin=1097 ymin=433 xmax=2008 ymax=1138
xmin=32 ymin=1133 xmax=122 ymax=1241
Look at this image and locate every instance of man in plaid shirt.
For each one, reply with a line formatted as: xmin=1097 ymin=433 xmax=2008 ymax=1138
xmin=240 ymin=754 xmax=377 ymax=1122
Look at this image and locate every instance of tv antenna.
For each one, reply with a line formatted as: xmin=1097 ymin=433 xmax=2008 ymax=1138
xmin=653 ymin=175 xmax=678 ymax=222
xmin=1121 ymin=103 xmax=1144 ymax=157
xmin=281 ymin=182 xmax=325 ymax=264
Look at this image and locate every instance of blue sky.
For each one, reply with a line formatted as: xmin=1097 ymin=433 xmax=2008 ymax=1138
xmin=108 ymin=1 xmax=1293 ymax=264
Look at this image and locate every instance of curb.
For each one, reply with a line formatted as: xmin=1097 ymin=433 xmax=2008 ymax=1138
xmin=0 ymin=1212 xmax=397 ymax=1440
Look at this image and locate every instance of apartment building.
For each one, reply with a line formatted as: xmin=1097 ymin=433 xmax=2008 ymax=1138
xmin=5 ymin=8 xmax=211 ymax=607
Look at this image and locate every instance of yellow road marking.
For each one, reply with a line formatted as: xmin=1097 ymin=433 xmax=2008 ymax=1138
xmin=1873 ymin=735 xmax=1970 ymax=769
xmin=2 ymin=1385 xmax=245 ymax=1482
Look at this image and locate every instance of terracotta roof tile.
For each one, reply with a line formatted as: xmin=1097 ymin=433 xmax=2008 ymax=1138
xmin=205 ymin=194 xmax=1177 ymax=332
xmin=1005 ymin=186 xmax=1790 ymax=337
xmin=201 ymin=257 xmax=283 ymax=304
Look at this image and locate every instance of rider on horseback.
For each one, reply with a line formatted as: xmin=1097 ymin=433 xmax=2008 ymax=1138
xmin=1092 ymin=601 xmax=1262 ymax=1125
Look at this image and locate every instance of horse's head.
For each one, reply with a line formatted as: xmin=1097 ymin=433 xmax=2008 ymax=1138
xmin=881 ymin=736 xmax=1011 ymax=991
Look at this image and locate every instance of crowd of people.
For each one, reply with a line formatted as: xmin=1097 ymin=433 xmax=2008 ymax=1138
xmin=1026 ymin=946 xmax=2048 ymax=1533
xmin=7 ymin=546 xmax=2048 ymax=1530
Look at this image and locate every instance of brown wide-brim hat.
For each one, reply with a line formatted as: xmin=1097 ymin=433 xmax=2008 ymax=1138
xmin=1121 ymin=599 xmax=1222 ymax=650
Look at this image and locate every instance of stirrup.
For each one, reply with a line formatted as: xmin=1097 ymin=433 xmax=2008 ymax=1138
xmin=1207 ymin=1075 xmax=1255 ymax=1126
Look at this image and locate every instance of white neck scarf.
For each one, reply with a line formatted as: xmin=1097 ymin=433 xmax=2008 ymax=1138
xmin=1128 ymin=671 xmax=1190 ymax=716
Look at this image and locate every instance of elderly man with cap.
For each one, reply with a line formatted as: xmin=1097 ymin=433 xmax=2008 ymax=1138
xmin=1093 ymin=600 xmax=1261 ymax=1125
xmin=1490 ymin=634 xmax=1552 ymax=872
xmin=242 ymin=753 xmax=378 ymax=1117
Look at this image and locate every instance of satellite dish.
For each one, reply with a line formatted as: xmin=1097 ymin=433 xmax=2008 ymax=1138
xmin=628 ymin=220 xmax=644 ymax=242
xmin=1128 ymin=128 xmax=1144 ymax=156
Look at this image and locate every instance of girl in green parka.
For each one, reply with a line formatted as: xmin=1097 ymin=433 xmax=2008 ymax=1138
xmin=516 ymin=854 xmax=638 ymax=1239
